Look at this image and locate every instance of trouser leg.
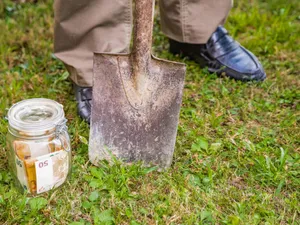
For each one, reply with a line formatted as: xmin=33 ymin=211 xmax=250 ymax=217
xmin=54 ymin=0 xmax=132 ymax=87
xmin=54 ymin=0 xmax=232 ymax=86
xmin=159 ymin=0 xmax=233 ymax=44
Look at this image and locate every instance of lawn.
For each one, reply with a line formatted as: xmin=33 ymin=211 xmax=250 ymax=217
xmin=0 ymin=0 xmax=299 ymax=224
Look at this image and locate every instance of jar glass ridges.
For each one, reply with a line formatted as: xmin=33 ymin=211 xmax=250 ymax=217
xmin=6 ymin=98 xmax=71 ymax=195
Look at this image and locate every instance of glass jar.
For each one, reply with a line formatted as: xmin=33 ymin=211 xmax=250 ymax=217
xmin=6 ymin=98 xmax=71 ymax=195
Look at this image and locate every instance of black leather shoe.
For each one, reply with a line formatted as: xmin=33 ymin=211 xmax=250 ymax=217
xmin=169 ymin=26 xmax=266 ymax=81
xmin=74 ymin=84 xmax=92 ymax=124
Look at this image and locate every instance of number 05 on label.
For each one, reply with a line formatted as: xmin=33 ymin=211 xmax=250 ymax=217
xmin=35 ymin=158 xmax=54 ymax=193
xmin=35 ymin=150 xmax=69 ymax=194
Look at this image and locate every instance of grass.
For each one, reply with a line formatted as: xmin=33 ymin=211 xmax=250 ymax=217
xmin=0 ymin=0 xmax=299 ymax=224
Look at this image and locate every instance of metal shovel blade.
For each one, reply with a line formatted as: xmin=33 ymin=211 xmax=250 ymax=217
xmin=89 ymin=0 xmax=186 ymax=169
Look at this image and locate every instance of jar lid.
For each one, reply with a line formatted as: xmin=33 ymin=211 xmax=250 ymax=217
xmin=7 ymin=98 xmax=65 ymax=135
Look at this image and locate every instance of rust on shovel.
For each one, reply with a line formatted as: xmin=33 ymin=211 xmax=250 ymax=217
xmin=89 ymin=0 xmax=186 ymax=169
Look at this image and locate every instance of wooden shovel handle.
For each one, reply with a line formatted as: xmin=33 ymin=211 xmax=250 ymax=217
xmin=132 ymin=0 xmax=154 ymax=73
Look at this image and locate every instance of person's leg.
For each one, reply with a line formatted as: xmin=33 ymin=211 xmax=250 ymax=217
xmin=54 ymin=0 xmax=132 ymax=87
xmin=159 ymin=0 xmax=232 ymax=44
xmin=160 ymin=0 xmax=266 ymax=81
xmin=54 ymin=0 xmax=132 ymax=123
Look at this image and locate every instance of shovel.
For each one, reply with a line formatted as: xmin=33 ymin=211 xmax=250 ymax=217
xmin=89 ymin=0 xmax=186 ymax=169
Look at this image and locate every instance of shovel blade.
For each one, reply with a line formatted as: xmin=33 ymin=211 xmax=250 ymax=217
xmin=89 ymin=53 xmax=185 ymax=169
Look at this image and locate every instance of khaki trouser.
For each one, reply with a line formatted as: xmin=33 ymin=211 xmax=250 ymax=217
xmin=54 ymin=0 xmax=232 ymax=87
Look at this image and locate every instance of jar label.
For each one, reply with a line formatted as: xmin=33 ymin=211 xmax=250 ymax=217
xmin=35 ymin=150 xmax=69 ymax=194
xmin=35 ymin=155 xmax=54 ymax=193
